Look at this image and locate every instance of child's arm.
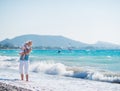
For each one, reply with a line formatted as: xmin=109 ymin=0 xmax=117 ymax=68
xmin=19 ymin=46 xmax=25 ymax=55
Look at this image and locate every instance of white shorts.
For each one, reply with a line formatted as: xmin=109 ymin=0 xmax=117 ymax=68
xmin=19 ymin=61 xmax=29 ymax=74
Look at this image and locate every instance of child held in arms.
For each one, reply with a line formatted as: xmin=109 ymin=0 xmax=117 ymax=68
xmin=19 ymin=42 xmax=29 ymax=60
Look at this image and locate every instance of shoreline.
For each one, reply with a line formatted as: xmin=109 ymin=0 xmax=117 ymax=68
xmin=0 ymin=74 xmax=120 ymax=91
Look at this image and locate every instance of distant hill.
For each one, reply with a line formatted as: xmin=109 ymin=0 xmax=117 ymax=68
xmin=0 ymin=34 xmax=120 ymax=49
xmin=0 ymin=34 xmax=87 ymax=49
xmin=92 ymin=41 xmax=120 ymax=49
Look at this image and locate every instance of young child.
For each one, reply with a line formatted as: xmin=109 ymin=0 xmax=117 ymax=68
xmin=19 ymin=42 xmax=29 ymax=60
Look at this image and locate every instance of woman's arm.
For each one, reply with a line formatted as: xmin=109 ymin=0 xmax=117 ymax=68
xmin=25 ymin=47 xmax=32 ymax=55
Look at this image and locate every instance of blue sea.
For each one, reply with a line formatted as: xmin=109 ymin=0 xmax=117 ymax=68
xmin=0 ymin=49 xmax=120 ymax=83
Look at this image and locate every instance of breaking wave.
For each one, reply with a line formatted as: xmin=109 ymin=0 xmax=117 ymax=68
xmin=30 ymin=61 xmax=120 ymax=83
xmin=0 ymin=55 xmax=120 ymax=83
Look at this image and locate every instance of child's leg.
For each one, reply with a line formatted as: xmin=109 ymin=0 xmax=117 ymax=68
xmin=20 ymin=54 xmax=25 ymax=60
xmin=22 ymin=55 xmax=25 ymax=60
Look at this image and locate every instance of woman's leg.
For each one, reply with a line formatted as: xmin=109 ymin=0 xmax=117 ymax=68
xmin=25 ymin=61 xmax=29 ymax=81
xmin=26 ymin=74 xmax=28 ymax=81
xmin=21 ymin=74 xmax=24 ymax=80
xmin=19 ymin=61 xmax=24 ymax=80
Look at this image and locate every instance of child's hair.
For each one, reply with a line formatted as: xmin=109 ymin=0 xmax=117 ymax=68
xmin=24 ymin=40 xmax=32 ymax=45
xmin=27 ymin=40 xmax=32 ymax=46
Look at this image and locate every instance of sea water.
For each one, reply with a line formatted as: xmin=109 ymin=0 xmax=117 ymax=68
xmin=0 ymin=49 xmax=120 ymax=83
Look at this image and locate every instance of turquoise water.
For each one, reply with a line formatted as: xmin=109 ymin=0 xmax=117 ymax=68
xmin=0 ymin=49 xmax=120 ymax=72
xmin=0 ymin=49 xmax=120 ymax=83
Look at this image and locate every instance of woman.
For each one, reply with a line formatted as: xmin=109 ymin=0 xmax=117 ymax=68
xmin=19 ymin=40 xmax=32 ymax=81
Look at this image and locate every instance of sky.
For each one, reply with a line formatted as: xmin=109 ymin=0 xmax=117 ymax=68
xmin=0 ymin=0 xmax=120 ymax=44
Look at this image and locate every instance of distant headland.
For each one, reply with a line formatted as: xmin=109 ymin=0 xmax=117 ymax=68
xmin=0 ymin=34 xmax=120 ymax=50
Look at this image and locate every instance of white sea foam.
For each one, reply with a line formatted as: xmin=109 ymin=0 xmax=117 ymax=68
xmin=30 ymin=61 xmax=73 ymax=76
xmin=0 ymin=71 xmax=120 ymax=91
xmin=0 ymin=55 xmax=19 ymax=69
xmin=0 ymin=55 xmax=18 ymax=61
xmin=0 ymin=55 xmax=120 ymax=83
xmin=30 ymin=61 xmax=120 ymax=83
